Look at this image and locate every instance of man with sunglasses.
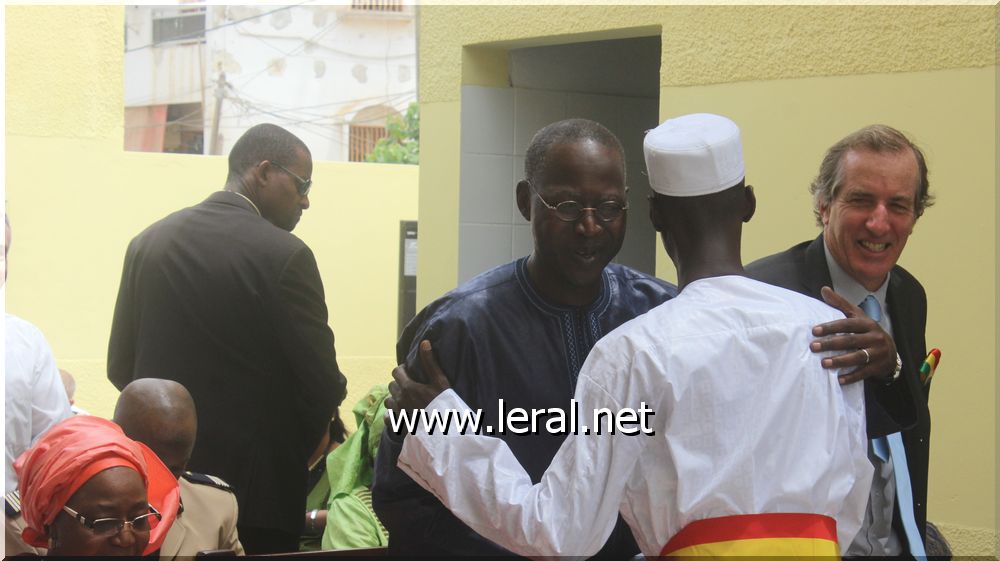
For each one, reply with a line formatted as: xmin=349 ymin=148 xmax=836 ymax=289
xmin=108 ymin=123 xmax=346 ymax=554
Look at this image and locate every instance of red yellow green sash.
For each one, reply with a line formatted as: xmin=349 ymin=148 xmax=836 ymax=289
xmin=660 ymin=513 xmax=839 ymax=557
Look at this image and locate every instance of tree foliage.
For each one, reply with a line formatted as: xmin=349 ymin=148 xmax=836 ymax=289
xmin=366 ymin=103 xmax=419 ymax=165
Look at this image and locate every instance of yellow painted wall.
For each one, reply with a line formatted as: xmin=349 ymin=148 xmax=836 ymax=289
xmin=5 ymin=6 xmax=418 ymax=429
xmin=417 ymin=4 xmax=997 ymax=555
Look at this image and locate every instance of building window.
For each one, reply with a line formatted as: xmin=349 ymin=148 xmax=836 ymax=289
xmin=124 ymin=102 xmax=203 ymax=154
xmin=152 ymin=6 xmax=207 ymax=46
xmin=349 ymin=125 xmax=387 ymax=162
xmin=163 ymin=103 xmax=205 ymax=154
xmin=351 ymin=0 xmax=403 ymax=13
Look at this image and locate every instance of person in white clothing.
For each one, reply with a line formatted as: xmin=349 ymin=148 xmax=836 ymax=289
xmin=388 ymin=113 xmax=874 ymax=557
xmin=5 ymin=316 xmax=73 ymax=493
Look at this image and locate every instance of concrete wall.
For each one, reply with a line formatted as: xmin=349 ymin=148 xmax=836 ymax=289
xmin=6 ymin=6 xmax=418 ymax=429
xmin=415 ymin=4 xmax=997 ymax=555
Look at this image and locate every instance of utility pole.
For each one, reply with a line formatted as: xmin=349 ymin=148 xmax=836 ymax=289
xmin=209 ymin=70 xmax=226 ymax=155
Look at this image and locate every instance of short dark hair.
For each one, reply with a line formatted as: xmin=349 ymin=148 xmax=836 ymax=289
xmin=810 ymin=124 xmax=932 ymax=225
xmin=524 ymin=119 xmax=625 ymax=186
xmin=226 ymin=124 xmax=310 ymax=182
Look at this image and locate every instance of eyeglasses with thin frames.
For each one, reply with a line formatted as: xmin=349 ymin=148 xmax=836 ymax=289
xmin=271 ymin=162 xmax=313 ymax=197
xmin=61 ymin=504 xmax=161 ymax=537
xmin=529 ymin=182 xmax=628 ymax=222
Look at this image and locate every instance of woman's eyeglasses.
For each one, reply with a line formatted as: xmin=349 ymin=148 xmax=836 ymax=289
xmin=61 ymin=504 xmax=162 ymax=536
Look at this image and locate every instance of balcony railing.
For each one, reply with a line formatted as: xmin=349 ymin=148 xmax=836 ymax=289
xmin=351 ymin=0 xmax=404 ymax=13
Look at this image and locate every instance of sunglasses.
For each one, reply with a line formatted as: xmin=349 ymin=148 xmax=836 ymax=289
xmin=271 ymin=162 xmax=312 ymax=197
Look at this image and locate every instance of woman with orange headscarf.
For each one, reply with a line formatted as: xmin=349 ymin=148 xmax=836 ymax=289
xmin=14 ymin=415 xmax=180 ymax=556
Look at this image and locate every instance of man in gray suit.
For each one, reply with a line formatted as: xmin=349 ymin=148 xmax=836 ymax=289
xmin=747 ymin=124 xmax=933 ymax=556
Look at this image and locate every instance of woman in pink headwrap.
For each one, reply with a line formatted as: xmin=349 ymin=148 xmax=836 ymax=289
xmin=13 ymin=415 xmax=180 ymax=556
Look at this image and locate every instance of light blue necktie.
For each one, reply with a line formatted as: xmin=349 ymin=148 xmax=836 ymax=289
xmin=861 ymin=295 xmax=927 ymax=558
xmin=860 ymin=295 xmax=881 ymax=323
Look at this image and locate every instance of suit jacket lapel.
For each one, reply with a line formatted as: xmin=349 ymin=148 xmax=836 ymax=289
xmin=886 ymin=274 xmax=914 ymax=361
xmin=886 ymin=271 xmax=925 ymax=422
xmin=802 ymin=235 xmax=832 ymax=298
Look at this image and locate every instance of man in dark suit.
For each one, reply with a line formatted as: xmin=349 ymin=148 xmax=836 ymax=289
xmin=108 ymin=123 xmax=347 ymax=554
xmin=747 ymin=124 xmax=933 ymax=557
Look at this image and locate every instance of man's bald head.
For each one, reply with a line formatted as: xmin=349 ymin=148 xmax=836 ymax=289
xmin=113 ymin=378 xmax=197 ymax=479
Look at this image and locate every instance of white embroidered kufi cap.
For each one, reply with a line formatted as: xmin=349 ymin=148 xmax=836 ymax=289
xmin=643 ymin=113 xmax=745 ymax=197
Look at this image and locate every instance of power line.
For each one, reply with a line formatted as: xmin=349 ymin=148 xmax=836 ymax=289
xmin=231 ymin=89 xmax=415 ymax=120
xmin=233 ymin=16 xmax=343 ymax=91
xmin=125 ymin=85 xmax=206 ymax=108
xmin=124 ymin=3 xmax=311 ymax=53
xmin=125 ymin=84 xmax=416 ymax=118
xmin=230 ymin=80 xmax=416 ymax=122
xmin=223 ymin=91 xmax=415 ymax=146
xmin=225 ymin=95 xmax=347 ymax=146
xmin=124 ymin=105 xmax=204 ymax=130
xmin=246 ymin=30 xmax=416 ymax=61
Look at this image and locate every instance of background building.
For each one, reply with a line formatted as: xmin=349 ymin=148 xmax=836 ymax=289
xmin=123 ymin=3 xmax=416 ymax=161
